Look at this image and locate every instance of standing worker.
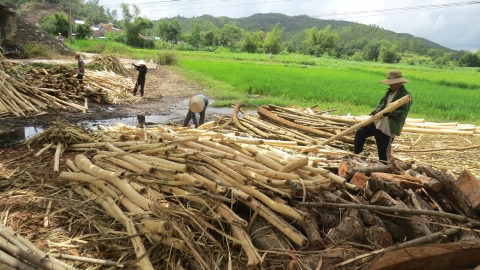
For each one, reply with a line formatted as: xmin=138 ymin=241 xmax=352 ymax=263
xmin=132 ymin=60 xmax=148 ymax=97
xmin=354 ymin=70 xmax=412 ymax=161
xmin=74 ymin=53 xmax=85 ymax=85
xmin=183 ymin=94 xmax=209 ymax=128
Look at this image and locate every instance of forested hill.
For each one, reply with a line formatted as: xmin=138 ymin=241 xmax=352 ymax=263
xmin=175 ymin=13 xmax=449 ymax=51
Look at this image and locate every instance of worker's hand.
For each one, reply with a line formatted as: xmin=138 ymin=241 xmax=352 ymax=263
xmin=382 ymin=112 xmax=392 ymax=117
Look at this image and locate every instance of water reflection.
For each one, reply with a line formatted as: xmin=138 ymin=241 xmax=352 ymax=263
xmin=0 ymin=126 xmax=43 ymax=146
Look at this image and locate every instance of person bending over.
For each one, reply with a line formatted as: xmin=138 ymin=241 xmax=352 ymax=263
xmin=183 ymin=94 xmax=209 ymax=128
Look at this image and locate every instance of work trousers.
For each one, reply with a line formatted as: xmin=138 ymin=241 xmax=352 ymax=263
xmin=133 ymin=81 xmax=145 ymax=96
xmin=354 ymin=122 xmax=394 ymax=161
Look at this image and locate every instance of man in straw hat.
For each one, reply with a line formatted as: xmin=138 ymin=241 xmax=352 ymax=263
xmin=354 ymin=70 xmax=412 ymax=161
xmin=183 ymin=94 xmax=209 ymax=128
xmin=132 ymin=60 xmax=148 ymax=97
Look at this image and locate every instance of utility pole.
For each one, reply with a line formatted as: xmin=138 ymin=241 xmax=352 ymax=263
xmin=68 ymin=6 xmax=72 ymax=42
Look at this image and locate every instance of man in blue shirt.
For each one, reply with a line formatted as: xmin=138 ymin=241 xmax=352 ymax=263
xmin=183 ymin=94 xmax=209 ymax=128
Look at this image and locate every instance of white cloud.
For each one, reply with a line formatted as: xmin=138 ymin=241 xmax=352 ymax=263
xmin=98 ymin=0 xmax=480 ymax=51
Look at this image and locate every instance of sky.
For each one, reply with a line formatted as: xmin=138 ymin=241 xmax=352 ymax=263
xmin=97 ymin=0 xmax=480 ymax=52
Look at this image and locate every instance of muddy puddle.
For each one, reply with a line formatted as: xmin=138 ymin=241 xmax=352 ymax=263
xmin=0 ymin=100 xmax=257 ymax=146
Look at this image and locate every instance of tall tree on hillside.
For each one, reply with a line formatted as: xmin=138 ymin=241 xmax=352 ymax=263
xmin=362 ymin=41 xmax=380 ymax=61
xmin=264 ymin=22 xmax=284 ymax=54
xmin=218 ymin=24 xmax=241 ymax=49
xmin=120 ymin=3 xmax=153 ymax=47
xmin=241 ymin=30 xmax=264 ymax=53
xmin=476 ymin=48 xmax=480 ymax=59
xmin=39 ymin=12 xmax=69 ymax=37
xmin=304 ymin=25 xmax=340 ymax=57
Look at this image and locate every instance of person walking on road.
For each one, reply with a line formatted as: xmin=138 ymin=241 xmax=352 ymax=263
xmin=354 ymin=70 xmax=412 ymax=161
xmin=132 ymin=60 xmax=148 ymax=97
xmin=183 ymin=94 xmax=209 ymax=128
xmin=74 ymin=53 xmax=85 ymax=85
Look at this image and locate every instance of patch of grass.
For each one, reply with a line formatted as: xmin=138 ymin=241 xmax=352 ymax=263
xmin=156 ymin=50 xmax=179 ymax=66
xmin=23 ymin=42 xmax=55 ymax=58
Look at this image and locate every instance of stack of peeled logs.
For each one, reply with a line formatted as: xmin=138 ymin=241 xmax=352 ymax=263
xmin=58 ymin=123 xmax=357 ymax=269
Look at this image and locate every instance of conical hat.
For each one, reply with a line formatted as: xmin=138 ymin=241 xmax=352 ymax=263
xmin=189 ymin=95 xmax=205 ymax=113
xmin=136 ymin=60 xmax=146 ymax=65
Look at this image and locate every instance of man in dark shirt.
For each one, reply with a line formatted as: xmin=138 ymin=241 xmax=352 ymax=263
xmin=132 ymin=60 xmax=148 ymax=97
xmin=74 ymin=53 xmax=85 ymax=85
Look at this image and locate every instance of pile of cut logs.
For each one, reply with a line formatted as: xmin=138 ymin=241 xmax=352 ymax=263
xmin=9 ymin=113 xmax=477 ymax=269
xmin=0 ymin=58 xmax=138 ymax=118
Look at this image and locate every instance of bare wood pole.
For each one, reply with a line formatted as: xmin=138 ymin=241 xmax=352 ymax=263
xmin=320 ymin=95 xmax=412 ymax=145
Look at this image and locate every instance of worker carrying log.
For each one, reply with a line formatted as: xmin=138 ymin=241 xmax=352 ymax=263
xmin=132 ymin=60 xmax=148 ymax=97
xmin=354 ymin=70 xmax=413 ymax=161
xmin=74 ymin=53 xmax=85 ymax=85
xmin=183 ymin=94 xmax=209 ymax=128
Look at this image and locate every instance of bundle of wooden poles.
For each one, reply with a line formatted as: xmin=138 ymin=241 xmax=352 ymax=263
xmin=19 ymin=119 xmax=475 ymax=269
xmin=0 ymin=58 xmax=138 ymax=118
xmin=26 ymin=65 xmax=137 ymax=104
xmin=0 ymin=60 xmax=88 ymax=117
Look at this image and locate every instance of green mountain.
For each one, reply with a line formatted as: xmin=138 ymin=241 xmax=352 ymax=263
xmin=175 ymin=13 xmax=453 ymax=52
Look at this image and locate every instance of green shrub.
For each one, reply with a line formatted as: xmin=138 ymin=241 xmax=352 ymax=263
xmin=156 ymin=50 xmax=179 ymax=66
xmin=23 ymin=42 xmax=53 ymax=58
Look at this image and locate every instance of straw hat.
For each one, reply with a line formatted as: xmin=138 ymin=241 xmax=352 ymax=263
xmin=136 ymin=60 xmax=146 ymax=66
xmin=380 ymin=70 xmax=409 ymax=85
xmin=189 ymin=95 xmax=205 ymax=113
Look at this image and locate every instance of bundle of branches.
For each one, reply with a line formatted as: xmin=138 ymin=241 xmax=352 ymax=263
xmin=26 ymin=65 xmax=137 ymax=104
xmin=0 ymin=61 xmax=87 ymax=118
xmin=83 ymin=70 xmax=138 ymax=104
xmin=25 ymin=121 xmax=99 ymax=172
xmin=47 ymin=123 xmax=479 ymax=269
xmin=89 ymin=54 xmax=129 ymax=76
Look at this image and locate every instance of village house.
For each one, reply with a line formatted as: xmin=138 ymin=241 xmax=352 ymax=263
xmin=0 ymin=4 xmax=16 ymax=42
xmin=93 ymin=23 xmax=122 ymax=38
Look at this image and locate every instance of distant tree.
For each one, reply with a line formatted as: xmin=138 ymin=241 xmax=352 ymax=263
xmin=476 ymin=48 xmax=480 ymax=58
xmin=202 ymin=29 xmax=219 ymax=47
xmin=241 ymin=30 xmax=264 ymax=53
xmin=158 ymin=18 xmax=182 ymax=44
xmin=458 ymin=52 xmax=480 ymax=67
xmin=120 ymin=3 xmax=153 ymax=47
xmin=264 ymin=22 xmax=284 ymax=54
xmin=303 ymin=25 xmax=340 ymax=57
xmin=362 ymin=41 xmax=380 ymax=61
xmin=187 ymin=23 xmax=202 ymax=47
xmin=397 ymin=36 xmax=409 ymax=53
xmin=218 ymin=24 xmax=241 ymax=49
xmin=379 ymin=44 xmax=400 ymax=63
xmin=76 ymin=23 xmax=92 ymax=39
xmin=39 ymin=12 xmax=69 ymax=37
xmin=351 ymin=51 xmax=363 ymax=61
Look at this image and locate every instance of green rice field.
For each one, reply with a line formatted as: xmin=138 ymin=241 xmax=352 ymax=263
xmin=175 ymin=52 xmax=480 ymax=125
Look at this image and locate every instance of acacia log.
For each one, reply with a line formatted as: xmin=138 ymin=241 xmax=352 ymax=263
xmin=371 ymin=190 xmax=431 ymax=239
xmin=326 ymin=209 xmax=364 ymax=243
xmin=421 ymin=165 xmax=476 ymax=217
